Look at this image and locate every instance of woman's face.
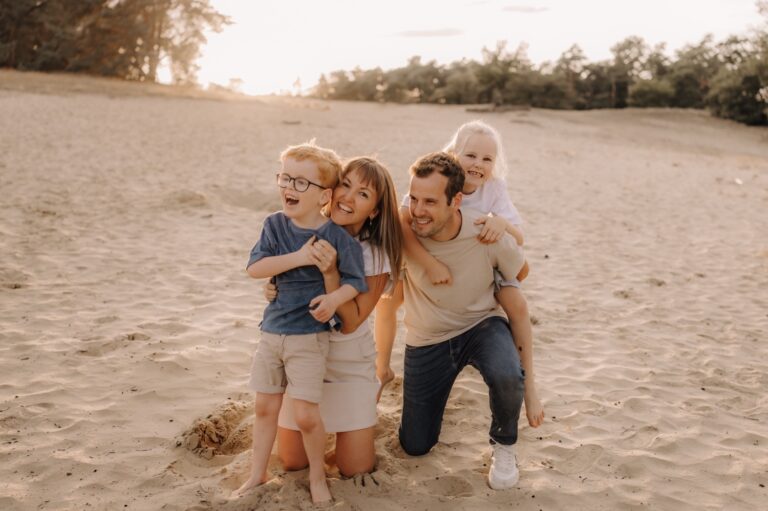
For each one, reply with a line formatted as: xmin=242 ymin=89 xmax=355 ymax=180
xmin=330 ymin=168 xmax=379 ymax=235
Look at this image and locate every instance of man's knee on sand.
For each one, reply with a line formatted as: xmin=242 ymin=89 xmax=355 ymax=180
xmin=398 ymin=428 xmax=436 ymax=457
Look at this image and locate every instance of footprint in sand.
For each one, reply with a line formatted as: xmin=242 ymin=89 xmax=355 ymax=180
xmin=613 ymin=289 xmax=632 ymax=299
xmin=178 ymin=400 xmax=252 ymax=459
xmin=76 ymin=332 xmax=151 ymax=356
xmin=557 ymin=444 xmax=604 ymax=474
xmin=421 ymin=474 xmax=475 ymax=498
xmin=169 ymin=190 xmax=208 ymax=208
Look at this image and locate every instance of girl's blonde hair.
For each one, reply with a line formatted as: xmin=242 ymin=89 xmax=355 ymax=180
xmin=341 ymin=157 xmax=402 ymax=283
xmin=442 ymin=120 xmax=510 ymax=180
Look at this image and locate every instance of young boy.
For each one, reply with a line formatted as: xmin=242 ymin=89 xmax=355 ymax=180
xmin=234 ymin=142 xmax=367 ymax=504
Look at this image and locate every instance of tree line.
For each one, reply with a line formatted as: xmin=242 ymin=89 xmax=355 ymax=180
xmin=312 ymin=5 xmax=768 ymax=126
xmin=0 ymin=0 xmax=230 ymax=84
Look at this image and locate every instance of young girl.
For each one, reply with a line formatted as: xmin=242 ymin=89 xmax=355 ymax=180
xmin=377 ymin=120 xmax=544 ymax=428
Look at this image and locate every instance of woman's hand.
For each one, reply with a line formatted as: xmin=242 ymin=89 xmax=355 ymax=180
xmin=263 ymin=280 xmax=277 ymax=302
xmin=309 ymin=239 xmax=338 ymax=274
xmin=474 ymin=215 xmax=507 ymax=244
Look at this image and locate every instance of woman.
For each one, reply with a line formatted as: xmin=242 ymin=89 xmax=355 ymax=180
xmin=270 ymin=156 xmax=402 ymax=475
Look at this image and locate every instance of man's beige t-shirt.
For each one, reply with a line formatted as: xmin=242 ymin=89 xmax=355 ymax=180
xmin=403 ymin=207 xmax=526 ymax=347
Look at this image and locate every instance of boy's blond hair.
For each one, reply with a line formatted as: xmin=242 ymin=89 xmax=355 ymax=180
xmin=280 ymin=140 xmax=342 ymax=188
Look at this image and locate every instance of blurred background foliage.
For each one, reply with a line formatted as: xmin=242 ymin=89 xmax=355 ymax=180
xmin=0 ymin=0 xmax=230 ymax=85
xmin=1 ymin=0 xmax=766 ymax=125
xmin=312 ymin=2 xmax=768 ymax=126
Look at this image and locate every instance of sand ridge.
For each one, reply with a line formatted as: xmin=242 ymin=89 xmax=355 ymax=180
xmin=1 ymin=70 xmax=767 ymax=510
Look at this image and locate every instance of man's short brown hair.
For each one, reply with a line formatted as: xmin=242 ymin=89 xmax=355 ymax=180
xmin=409 ymin=152 xmax=465 ymax=204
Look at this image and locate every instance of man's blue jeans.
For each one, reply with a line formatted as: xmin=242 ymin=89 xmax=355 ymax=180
xmin=398 ymin=316 xmax=525 ymax=456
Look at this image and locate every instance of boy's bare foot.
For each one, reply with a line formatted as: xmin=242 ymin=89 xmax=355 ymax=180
xmin=230 ymin=474 xmax=268 ymax=499
xmin=376 ymin=368 xmax=395 ymax=403
xmin=310 ymin=477 xmax=332 ymax=505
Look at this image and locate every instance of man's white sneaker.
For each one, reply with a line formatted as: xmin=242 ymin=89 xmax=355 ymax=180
xmin=488 ymin=443 xmax=519 ymax=490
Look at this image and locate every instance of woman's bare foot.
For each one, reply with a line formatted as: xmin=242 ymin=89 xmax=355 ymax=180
xmin=310 ymin=477 xmax=332 ymax=505
xmin=376 ymin=367 xmax=395 ymax=403
xmin=524 ymin=387 xmax=544 ymax=428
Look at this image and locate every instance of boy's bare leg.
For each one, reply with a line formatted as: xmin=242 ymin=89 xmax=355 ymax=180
xmin=232 ymin=392 xmax=283 ymax=497
xmin=292 ymin=399 xmax=331 ymax=504
xmin=373 ymin=280 xmax=403 ymax=401
xmin=496 ymin=286 xmax=545 ymax=428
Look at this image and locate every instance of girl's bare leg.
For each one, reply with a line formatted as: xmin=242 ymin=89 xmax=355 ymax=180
xmin=495 ymin=286 xmax=544 ymax=428
xmin=373 ymin=280 xmax=403 ymax=401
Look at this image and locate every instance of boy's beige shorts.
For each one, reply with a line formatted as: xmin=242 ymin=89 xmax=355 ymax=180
xmin=249 ymin=331 xmax=330 ymax=404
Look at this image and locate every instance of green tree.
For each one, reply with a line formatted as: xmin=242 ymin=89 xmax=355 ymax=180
xmin=0 ymin=0 xmax=230 ymax=84
xmin=629 ymin=79 xmax=674 ymax=107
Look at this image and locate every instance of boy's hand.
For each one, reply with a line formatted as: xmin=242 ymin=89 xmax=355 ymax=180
xmin=264 ymin=281 xmax=277 ymax=302
xmin=475 ymin=215 xmax=506 ymax=244
xmin=309 ymin=239 xmax=338 ymax=274
xmin=296 ymin=235 xmax=317 ymax=266
xmin=426 ymin=260 xmax=452 ymax=285
xmin=308 ymin=293 xmax=340 ymax=324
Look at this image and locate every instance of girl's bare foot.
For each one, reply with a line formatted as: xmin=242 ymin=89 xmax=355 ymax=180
xmin=524 ymin=388 xmax=544 ymax=428
xmin=376 ymin=367 xmax=395 ymax=403
xmin=310 ymin=477 xmax=332 ymax=505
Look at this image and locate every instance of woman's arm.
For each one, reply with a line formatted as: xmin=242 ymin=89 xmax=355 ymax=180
xmin=320 ymin=268 xmax=390 ymax=334
xmin=309 ymin=239 xmax=390 ymax=334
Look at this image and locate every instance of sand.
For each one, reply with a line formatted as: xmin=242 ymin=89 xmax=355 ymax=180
xmin=1 ymin=69 xmax=767 ymax=510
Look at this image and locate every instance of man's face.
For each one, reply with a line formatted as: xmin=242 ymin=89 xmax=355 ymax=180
xmin=408 ymin=172 xmax=458 ymax=239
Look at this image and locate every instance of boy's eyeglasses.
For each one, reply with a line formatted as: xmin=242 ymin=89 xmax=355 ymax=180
xmin=276 ymin=173 xmax=328 ymax=192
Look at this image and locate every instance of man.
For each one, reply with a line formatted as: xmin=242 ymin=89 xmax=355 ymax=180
xmin=391 ymin=152 xmax=527 ymax=489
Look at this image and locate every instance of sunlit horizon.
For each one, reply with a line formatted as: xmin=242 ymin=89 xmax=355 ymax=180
xmin=191 ymin=0 xmax=762 ymax=95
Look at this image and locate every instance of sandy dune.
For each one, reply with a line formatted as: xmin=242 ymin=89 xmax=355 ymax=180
xmin=1 ymin=70 xmax=767 ymax=510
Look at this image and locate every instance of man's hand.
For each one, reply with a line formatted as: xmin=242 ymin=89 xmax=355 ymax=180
xmin=376 ymin=365 xmax=395 ymax=403
xmin=308 ymin=293 xmax=341 ymax=323
xmin=426 ymin=260 xmax=452 ymax=285
xmin=474 ymin=215 xmax=507 ymax=244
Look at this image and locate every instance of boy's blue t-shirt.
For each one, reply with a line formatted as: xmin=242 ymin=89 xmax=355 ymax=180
xmin=247 ymin=212 xmax=367 ymax=334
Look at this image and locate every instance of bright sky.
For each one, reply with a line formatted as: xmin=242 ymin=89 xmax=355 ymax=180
xmin=195 ymin=0 xmax=763 ymax=95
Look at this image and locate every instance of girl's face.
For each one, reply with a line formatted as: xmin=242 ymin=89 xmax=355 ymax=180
xmin=457 ymin=133 xmax=497 ymax=193
xmin=330 ymin=168 xmax=380 ymax=235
